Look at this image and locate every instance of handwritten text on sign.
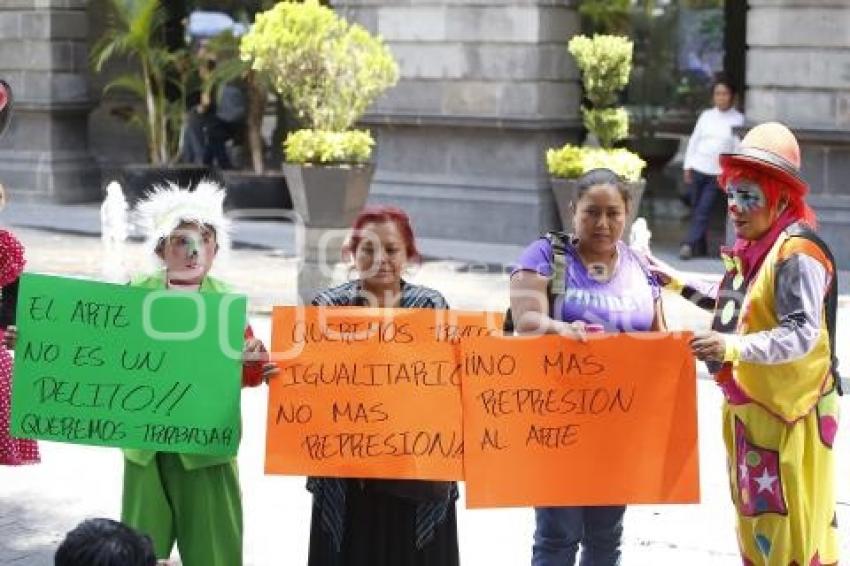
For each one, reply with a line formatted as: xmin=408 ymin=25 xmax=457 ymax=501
xmin=266 ymin=306 xmax=503 ymax=480
xmin=10 ymin=274 xmax=246 ymax=456
xmin=461 ymin=333 xmax=699 ymax=508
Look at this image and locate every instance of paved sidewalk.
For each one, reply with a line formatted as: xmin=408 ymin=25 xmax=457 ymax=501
xmin=1 ymin=221 xmax=850 ymax=565
xmin=6 ymin=199 xmax=850 ymax=295
xmin=2 ymin=201 xmax=528 ymax=268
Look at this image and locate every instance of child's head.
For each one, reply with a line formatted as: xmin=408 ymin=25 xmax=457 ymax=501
xmin=155 ymin=221 xmax=219 ymax=284
xmin=135 ymin=181 xmax=230 ymax=280
xmin=54 ymin=518 xmax=156 ymax=566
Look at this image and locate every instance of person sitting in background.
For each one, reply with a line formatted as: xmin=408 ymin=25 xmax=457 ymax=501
xmin=54 ymin=518 xmax=156 ymax=566
xmin=181 ymin=52 xmax=247 ymax=169
xmin=203 ymin=75 xmax=247 ymax=169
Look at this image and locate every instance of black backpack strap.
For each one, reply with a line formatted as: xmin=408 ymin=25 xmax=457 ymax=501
xmin=544 ymin=231 xmax=572 ymax=325
xmin=504 ymin=231 xmax=572 ymax=335
xmin=543 ymin=231 xmax=572 ymax=300
xmin=785 ymin=224 xmax=842 ymax=395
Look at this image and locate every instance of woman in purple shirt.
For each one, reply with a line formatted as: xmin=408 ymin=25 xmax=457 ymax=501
xmin=510 ymin=168 xmax=664 ymax=566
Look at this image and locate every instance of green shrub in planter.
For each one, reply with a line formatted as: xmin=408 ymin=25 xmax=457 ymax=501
xmin=547 ymin=146 xmax=646 ymax=182
xmin=579 ymin=147 xmax=645 ymax=182
xmin=545 ymin=145 xmax=585 ymax=180
xmin=547 ymin=33 xmax=643 ymax=182
xmin=581 ymin=108 xmax=629 ymax=150
xmin=567 ymin=33 xmax=633 ymax=150
xmin=240 ymin=0 xmax=399 ymax=163
xmin=284 ymin=130 xmax=374 ymax=165
xmin=568 ymin=35 xmax=632 ymax=110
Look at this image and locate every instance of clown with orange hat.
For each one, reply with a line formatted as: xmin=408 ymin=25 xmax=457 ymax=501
xmin=653 ymin=122 xmax=840 ymax=565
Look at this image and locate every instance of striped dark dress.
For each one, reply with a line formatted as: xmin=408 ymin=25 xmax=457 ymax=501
xmin=307 ymin=280 xmax=460 ymax=566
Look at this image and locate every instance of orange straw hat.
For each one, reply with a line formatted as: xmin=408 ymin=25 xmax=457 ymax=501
xmin=719 ymin=121 xmax=808 ymax=195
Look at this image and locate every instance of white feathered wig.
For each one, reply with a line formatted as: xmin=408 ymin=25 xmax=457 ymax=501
xmin=134 ymin=180 xmax=231 ymax=270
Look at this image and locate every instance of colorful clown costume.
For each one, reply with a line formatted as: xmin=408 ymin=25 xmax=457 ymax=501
xmin=714 ymin=231 xmax=839 ymax=565
xmin=121 ymin=272 xmax=263 ymax=566
xmin=674 ymin=121 xmax=841 ymax=566
xmin=121 ymin=182 xmax=266 ymax=566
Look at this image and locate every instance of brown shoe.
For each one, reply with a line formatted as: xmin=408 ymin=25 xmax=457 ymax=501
xmin=679 ymin=244 xmax=693 ymax=260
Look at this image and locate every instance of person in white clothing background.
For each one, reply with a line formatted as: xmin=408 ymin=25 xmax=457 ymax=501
xmin=680 ymin=76 xmax=744 ymax=259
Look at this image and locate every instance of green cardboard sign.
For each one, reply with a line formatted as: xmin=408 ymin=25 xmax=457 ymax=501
xmin=10 ymin=274 xmax=246 ymax=457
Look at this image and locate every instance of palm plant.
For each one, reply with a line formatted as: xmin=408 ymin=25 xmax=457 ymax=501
xmin=91 ymin=0 xmax=190 ymax=165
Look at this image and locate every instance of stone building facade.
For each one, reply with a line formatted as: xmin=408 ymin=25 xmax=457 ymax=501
xmin=332 ymin=0 xmax=581 ymax=252
xmin=0 ymin=0 xmax=99 ymax=203
xmin=745 ymin=0 xmax=850 ymax=265
xmin=0 ymin=0 xmax=848 ymax=263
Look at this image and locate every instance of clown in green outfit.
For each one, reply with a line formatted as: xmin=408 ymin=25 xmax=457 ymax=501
xmin=122 ymin=181 xmax=277 ymax=565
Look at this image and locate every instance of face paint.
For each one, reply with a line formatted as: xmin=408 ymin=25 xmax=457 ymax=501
xmin=185 ymin=235 xmax=199 ymax=260
xmin=726 ymin=180 xmax=766 ymax=214
xmin=168 ymin=233 xmax=201 ymax=260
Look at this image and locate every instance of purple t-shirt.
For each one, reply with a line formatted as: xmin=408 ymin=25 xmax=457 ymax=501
xmin=512 ymin=238 xmax=660 ymax=332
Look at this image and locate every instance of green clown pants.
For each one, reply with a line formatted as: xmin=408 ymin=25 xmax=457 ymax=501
xmin=122 ymin=453 xmax=243 ymax=566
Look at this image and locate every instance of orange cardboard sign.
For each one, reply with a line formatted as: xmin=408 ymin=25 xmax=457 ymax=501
xmin=266 ymin=306 xmax=503 ymax=480
xmin=460 ymin=332 xmax=698 ymax=508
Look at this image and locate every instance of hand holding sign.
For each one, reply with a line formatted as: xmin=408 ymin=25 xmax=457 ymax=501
xmin=460 ymin=332 xmax=698 ymax=508
xmin=10 ymin=274 xmax=247 ymax=457
xmin=265 ymin=307 xmax=699 ymax=507
xmin=266 ymin=306 xmax=504 ymax=480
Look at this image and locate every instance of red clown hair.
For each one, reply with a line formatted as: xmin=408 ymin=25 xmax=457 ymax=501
xmin=718 ymin=162 xmax=817 ymax=229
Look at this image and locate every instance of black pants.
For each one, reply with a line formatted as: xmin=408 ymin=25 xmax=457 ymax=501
xmin=683 ymin=170 xmax=720 ymax=255
xmin=308 ymin=481 xmax=459 ymax=566
xmin=203 ymin=118 xmax=240 ymax=169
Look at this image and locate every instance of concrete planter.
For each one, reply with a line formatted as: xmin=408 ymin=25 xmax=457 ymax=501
xmin=221 ymin=171 xmax=292 ymax=213
xmin=283 ymin=162 xmax=375 ymax=303
xmin=282 ymin=162 xmax=375 ymax=228
xmin=551 ymin=177 xmax=647 ymax=238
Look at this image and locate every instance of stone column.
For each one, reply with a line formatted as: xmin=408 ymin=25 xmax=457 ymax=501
xmin=746 ymin=0 xmax=850 ymax=266
xmin=331 ymin=0 xmax=581 ymax=256
xmin=0 ymin=0 xmax=99 ymax=203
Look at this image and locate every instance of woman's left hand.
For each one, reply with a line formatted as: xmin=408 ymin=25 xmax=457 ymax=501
xmin=690 ymin=331 xmax=726 ymax=362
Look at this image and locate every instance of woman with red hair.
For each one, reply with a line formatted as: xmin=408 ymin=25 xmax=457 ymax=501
xmin=653 ymin=122 xmax=839 ymax=565
xmin=306 ymin=206 xmax=459 ymax=566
